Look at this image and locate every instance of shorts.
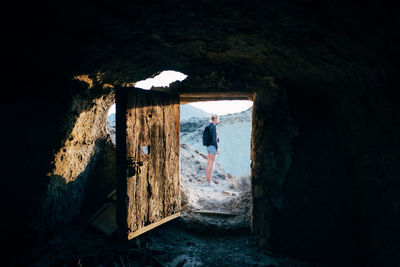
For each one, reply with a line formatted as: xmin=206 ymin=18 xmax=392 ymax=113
xmin=207 ymin=145 xmax=217 ymax=154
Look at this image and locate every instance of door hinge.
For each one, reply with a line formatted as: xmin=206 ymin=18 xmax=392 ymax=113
xmin=126 ymin=157 xmax=144 ymax=177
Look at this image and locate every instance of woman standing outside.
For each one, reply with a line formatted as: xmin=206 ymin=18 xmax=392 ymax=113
xmin=204 ymin=114 xmax=219 ymax=186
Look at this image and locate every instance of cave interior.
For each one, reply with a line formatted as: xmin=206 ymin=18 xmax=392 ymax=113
xmin=2 ymin=0 xmax=400 ymax=266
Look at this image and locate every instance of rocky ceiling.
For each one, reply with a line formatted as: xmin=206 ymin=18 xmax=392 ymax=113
xmin=7 ymin=0 xmax=398 ymax=97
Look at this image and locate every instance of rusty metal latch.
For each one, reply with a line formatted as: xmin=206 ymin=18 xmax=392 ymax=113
xmin=126 ymin=157 xmax=144 ymax=177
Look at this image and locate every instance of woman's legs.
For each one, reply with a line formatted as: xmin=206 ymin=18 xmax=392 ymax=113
xmin=205 ymin=156 xmax=210 ymax=182
xmin=206 ymin=153 xmax=217 ymax=183
xmin=206 ymin=155 xmax=211 ymax=182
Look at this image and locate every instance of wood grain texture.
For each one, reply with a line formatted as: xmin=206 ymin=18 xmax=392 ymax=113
xmin=117 ymin=88 xmax=180 ymax=237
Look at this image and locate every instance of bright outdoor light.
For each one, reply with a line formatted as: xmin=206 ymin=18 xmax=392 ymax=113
xmin=135 ymin=70 xmax=188 ymax=89
xmin=189 ymin=100 xmax=253 ymax=115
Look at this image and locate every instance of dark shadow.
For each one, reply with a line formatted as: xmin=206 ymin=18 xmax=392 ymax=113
xmin=15 ymin=138 xmax=115 ymax=266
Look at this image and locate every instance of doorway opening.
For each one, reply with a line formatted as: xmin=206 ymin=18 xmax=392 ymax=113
xmin=179 ymin=99 xmax=253 ymax=232
xmin=101 ymin=69 xmax=256 ymax=240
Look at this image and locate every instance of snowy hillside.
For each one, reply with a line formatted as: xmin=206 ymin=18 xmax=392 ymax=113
xmin=180 ymin=143 xmax=234 ymax=188
xmin=180 ymin=108 xmax=252 ymax=177
xmin=180 ymin=104 xmax=209 ymax=121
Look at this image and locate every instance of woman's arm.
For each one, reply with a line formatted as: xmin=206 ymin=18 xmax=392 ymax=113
xmin=210 ymin=124 xmax=218 ymax=149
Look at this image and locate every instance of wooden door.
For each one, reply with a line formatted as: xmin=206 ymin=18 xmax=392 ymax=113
xmin=116 ymin=87 xmax=181 ymax=240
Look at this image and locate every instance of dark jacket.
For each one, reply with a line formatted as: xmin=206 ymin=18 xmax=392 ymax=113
xmin=208 ymin=123 xmax=219 ymax=149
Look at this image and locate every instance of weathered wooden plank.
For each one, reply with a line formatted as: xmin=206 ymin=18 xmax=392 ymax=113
xmin=88 ymin=202 xmax=118 ymax=236
xmin=106 ymin=189 xmax=116 ymax=200
xmin=127 ymin=212 xmax=181 ymax=240
xmin=163 ymin=101 xmax=181 ymax=216
xmin=179 ymin=92 xmax=253 ymax=104
xmin=179 ymin=92 xmax=253 ymax=98
xmin=118 ymin=88 xmax=181 ymax=237
xmin=192 ymin=210 xmax=237 ymax=218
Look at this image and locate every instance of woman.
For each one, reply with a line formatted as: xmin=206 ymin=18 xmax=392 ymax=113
xmin=205 ymin=114 xmax=220 ymax=186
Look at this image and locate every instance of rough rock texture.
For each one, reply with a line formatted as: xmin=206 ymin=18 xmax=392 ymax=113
xmin=3 ymin=76 xmax=116 ymax=261
xmin=37 ymin=81 xmax=115 ymax=236
xmin=4 ymin=0 xmax=400 ymax=266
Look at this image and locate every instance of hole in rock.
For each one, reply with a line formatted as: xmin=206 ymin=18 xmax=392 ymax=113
xmin=135 ymin=70 xmax=187 ymax=90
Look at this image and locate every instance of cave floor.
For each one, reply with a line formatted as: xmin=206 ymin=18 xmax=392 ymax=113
xmin=25 ymin=180 xmax=338 ymax=266
xmin=28 ymin=217 xmax=335 ymax=267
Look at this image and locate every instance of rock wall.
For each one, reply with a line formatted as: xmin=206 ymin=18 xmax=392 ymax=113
xmin=251 ymin=74 xmax=399 ymax=266
xmin=327 ymin=79 xmax=400 ymax=266
xmin=37 ymin=81 xmax=115 ymax=235
xmin=84 ymin=138 xmax=116 ymax=214
xmin=2 ymin=77 xmax=118 ymax=265
xmin=250 ymin=82 xmax=299 ymax=250
xmin=270 ymin=82 xmax=353 ymax=264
